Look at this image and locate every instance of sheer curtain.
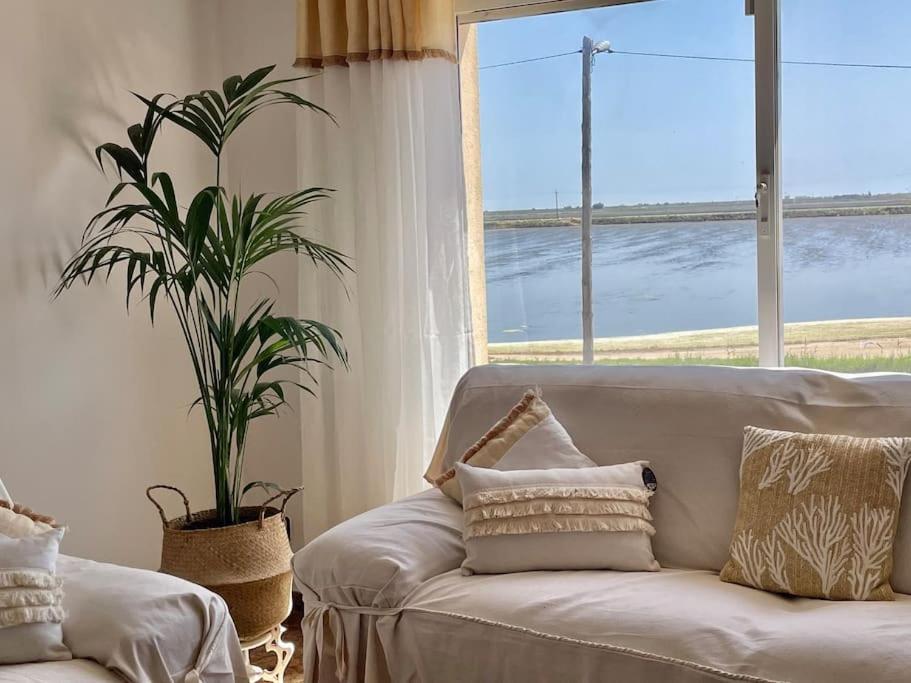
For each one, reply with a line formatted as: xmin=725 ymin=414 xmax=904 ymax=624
xmin=296 ymin=58 xmax=473 ymax=540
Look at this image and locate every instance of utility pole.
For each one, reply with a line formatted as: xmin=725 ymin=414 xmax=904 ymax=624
xmin=580 ymin=37 xmax=611 ymax=366
xmin=555 ymin=190 xmax=560 ymax=220
xmin=581 ymin=36 xmax=594 ymax=365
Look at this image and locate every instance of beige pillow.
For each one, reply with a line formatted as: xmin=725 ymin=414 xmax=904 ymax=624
xmin=721 ymin=426 xmax=911 ymax=600
xmin=434 ymin=389 xmax=595 ymax=504
xmin=0 ymin=501 xmax=56 ymax=539
xmin=457 ymin=461 xmax=659 ymax=575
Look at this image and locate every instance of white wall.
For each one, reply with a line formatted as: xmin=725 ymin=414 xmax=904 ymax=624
xmin=0 ymin=0 xmax=305 ymax=567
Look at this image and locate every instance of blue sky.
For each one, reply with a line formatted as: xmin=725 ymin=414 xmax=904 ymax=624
xmin=477 ymin=0 xmax=911 ymax=211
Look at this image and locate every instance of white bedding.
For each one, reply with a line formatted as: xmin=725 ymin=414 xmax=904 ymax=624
xmin=0 ymin=659 xmax=121 ymax=682
xmin=0 ymin=555 xmax=247 ymax=683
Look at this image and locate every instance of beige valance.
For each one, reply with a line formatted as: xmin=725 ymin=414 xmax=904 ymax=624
xmin=295 ymin=0 xmax=457 ymax=68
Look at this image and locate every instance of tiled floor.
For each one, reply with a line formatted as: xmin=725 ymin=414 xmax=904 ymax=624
xmin=248 ymin=600 xmax=305 ymax=682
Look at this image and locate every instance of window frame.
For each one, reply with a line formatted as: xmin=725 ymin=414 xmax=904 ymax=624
xmin=455 ymin=0 xmax=650 ymax=24
xmin=459 ymin=0 xmax=785 ymax=366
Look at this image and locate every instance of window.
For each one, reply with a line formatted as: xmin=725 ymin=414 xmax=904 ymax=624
xmin=780 ymin=1 xmax=911 ymax=372
xmin=459 ymin=0 xmax=911 ymax=372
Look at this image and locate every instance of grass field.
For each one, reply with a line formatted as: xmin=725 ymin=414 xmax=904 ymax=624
xmin=487 ymin=317 xmax=911 ymax=372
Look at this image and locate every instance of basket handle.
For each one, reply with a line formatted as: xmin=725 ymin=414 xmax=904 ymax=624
xmin=257 ymin=486 xmax=304 ymax=528
xmin=146 ymin=485 xmax=192 ymax=527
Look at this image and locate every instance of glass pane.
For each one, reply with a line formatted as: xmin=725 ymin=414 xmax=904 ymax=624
xmin=782 ymin=0 xmax=911 ymax=372
xmin=477 ymin=0 xmax=758 ymax=365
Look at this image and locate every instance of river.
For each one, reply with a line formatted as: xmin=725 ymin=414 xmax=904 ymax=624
xmin=485 ymin=214 xmax=911 ymax=343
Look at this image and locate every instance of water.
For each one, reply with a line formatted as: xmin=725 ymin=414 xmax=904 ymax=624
xmin=485 ymin=214 xmax=911 ymax=343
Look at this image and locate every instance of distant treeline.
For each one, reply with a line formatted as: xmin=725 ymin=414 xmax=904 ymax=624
xmin=484 ymin=195 xmax=911 ymax=229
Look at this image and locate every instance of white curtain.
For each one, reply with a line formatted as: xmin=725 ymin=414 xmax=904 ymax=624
xmin=296 ymin=59 xmax=473 ymax=540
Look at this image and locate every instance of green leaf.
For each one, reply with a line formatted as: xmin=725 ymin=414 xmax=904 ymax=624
xmin=185 ymin=188 xmax=216 ymax=261
xmin=222 ymin=74 xmax=243 ymax=102
xmin=127 ymin=124 xmax=144 ymax=154
xmin=133 ymin=92 xmax=221 ymax=156
xmin=95 ymin=143 xmax=144 ymax=183
xmin=148 ymin=275 xmax=164 ymax=324
xmin=241 ymin=480 xmax=282 ymax=498
xmin=236 ymin=66 xmax=275 ymax=97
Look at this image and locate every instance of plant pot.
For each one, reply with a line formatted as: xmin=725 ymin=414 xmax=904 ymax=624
xmin=147 ymin=486 xmax=295 ymax=641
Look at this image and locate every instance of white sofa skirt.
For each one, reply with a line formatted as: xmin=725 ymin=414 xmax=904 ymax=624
xmin=301 ymin=567 xmax=911 ymax=683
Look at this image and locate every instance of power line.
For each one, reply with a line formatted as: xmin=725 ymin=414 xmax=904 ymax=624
xmin=479 ymin=49 xmax=580 ymax=69
xmin=613 ymin=49 xmax=911 ymax=70
xmin=480 ymin=48 xmax=911 ymax=71
xmin=610 ymin=49 xmax=752 ymax=64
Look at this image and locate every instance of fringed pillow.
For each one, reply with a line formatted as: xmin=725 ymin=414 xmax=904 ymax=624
xmin=457 ymin=461 xmax=660 ymax=575
xmin=0 ymin=500 xmax=56 ymax=538
xmin=0 ymin=504 xmax=69 ymax=664
xmin=434 ymin=389 xmax=595 ymax=504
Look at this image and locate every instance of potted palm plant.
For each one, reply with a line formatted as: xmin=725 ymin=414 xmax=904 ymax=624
xmin=56 ymin=66 xmax=348 ymax=640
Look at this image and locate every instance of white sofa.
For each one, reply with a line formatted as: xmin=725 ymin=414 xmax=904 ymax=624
xmin=293 ymin=365 xmax=911 ymax=683
xmin=0 ymin=481 xmax=247 ymax=683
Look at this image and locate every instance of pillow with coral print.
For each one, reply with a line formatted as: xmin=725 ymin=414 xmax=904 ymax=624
xmin=720 ymin=426 xmax=911 ymax=601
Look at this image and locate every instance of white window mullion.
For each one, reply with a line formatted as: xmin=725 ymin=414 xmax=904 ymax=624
xmin=752 ymin=0 xmax=784 ymax=367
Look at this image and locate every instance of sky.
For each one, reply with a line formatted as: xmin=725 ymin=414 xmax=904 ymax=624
xmin=477 ymin=0 xmax=911 ymax=211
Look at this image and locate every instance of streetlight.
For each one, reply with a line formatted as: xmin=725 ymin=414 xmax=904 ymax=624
xmin=581 ymin=36 xmax=610 ymax=365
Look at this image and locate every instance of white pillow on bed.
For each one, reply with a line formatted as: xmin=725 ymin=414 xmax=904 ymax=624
xmin=0 ymin=476 xmax=10 ymax=502
xmin=0 ymin=522 xmax=69 ymax=664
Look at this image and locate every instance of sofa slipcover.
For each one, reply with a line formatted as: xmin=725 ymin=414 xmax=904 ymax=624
xmin=0 ymin=554 xmax=248 ymax=682
xmin=295 ymin=365 xmax=911 ymax=682
xmin=292 ymin=489 xmax=464 ymax=609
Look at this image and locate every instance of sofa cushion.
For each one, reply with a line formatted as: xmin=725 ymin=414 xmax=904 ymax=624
xmin=292 ymin=489 xmax=464 ymax=608
xmin=721 ymin=426 xmax=911 ymax=600
xmin=424 ymin=365 xmax=911 ymax=590
xmin=457 ymin=461 xmax=658 ymax=575
xmin=433 ymin=389 xmax=595 ymax=503
xmin=389 ymin=567 xmax=911 ymax=683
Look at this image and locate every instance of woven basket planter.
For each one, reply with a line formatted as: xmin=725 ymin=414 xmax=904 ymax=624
xmin=147 ymin=486 xmax=296 ymax=641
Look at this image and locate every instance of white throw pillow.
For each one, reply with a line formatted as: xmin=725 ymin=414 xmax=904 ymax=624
xmin=435 ymin=389 xmax=596 ymax=503
xmin=495 ymin=412 xmax=594 ymax=471
xmin=457 ymin=461 xmax=660 ymax=575
xmin=0 ymin=527 xmax=69 ymax=664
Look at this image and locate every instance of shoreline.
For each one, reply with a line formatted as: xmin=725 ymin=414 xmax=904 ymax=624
xmin=488 ymin=317 xmax=911 ymax=364
xmin=484 ymin=204 xmax=911 ymax=230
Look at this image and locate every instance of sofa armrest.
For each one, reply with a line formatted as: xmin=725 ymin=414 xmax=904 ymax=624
xmin=292 ymin=489 xmax=464 ymax=609
xmin=58 ymin=555 xmax=247 ymax=682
